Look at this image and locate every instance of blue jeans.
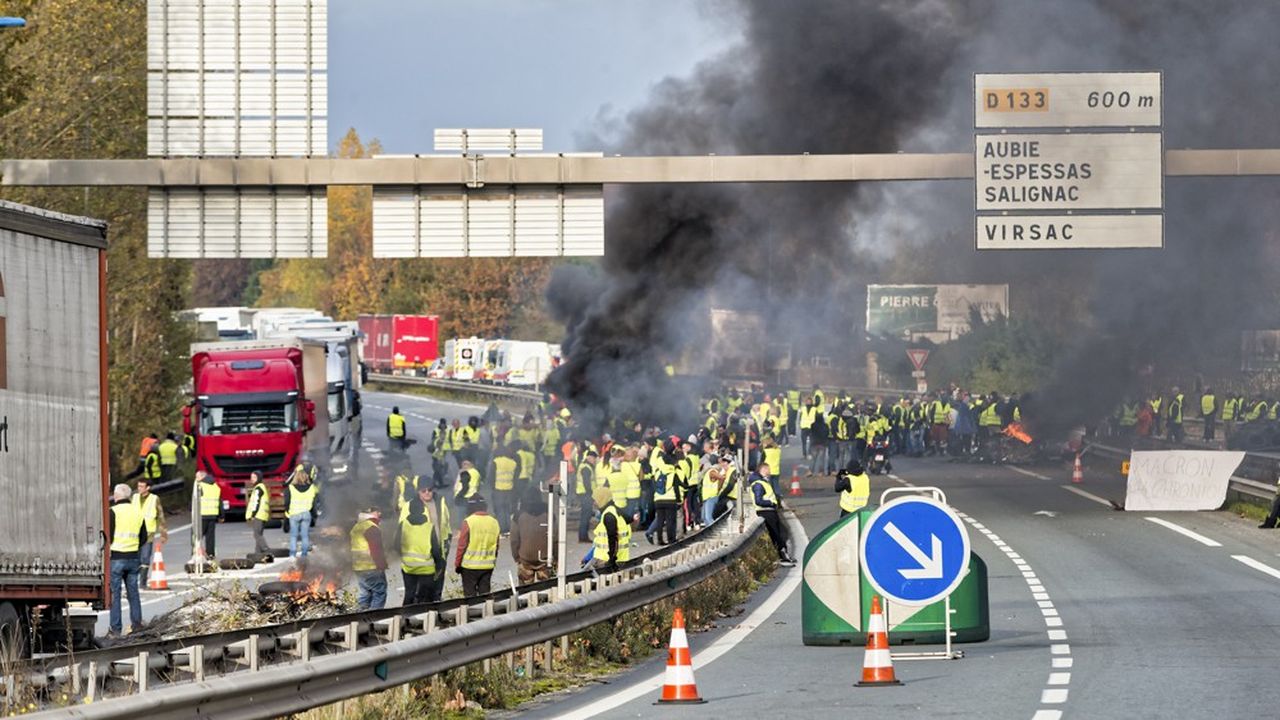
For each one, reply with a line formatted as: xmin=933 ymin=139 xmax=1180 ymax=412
xmin=138 ymin=541 xmax=154 ymax=586
xmin=702 ymin=497 xmax=718 ymax=526
xmin=109 ymin=557 xmax=142 ymax=634
xmin=289 ymin=511 xmax=312 ymax=558
xmin=356 ymin=570 xmax=387 ymax=610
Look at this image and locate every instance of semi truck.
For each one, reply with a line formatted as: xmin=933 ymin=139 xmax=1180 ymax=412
xmin=267 ymin=324 xmax=364 ymax=484
xmin=357 ymin=313 xmax=440 ymax=374
xmin=0 ymin=201 xmax=109 ymax=655
xmin=182 ymin=338 xmax=326 ymax=516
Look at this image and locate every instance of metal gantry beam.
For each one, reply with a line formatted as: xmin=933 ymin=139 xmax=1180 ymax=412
xmin=6 ymin=149 xmax=1280 ymax=188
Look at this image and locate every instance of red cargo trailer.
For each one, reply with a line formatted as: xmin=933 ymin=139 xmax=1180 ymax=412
xmin=358 ymin=314 xmax=439 ymax=373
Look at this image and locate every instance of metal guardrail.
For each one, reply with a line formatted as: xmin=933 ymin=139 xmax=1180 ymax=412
xmin=367 ymin=372 xmax=543 ymax=402
xmin=21 ymin=509 xmax=764 ymax=719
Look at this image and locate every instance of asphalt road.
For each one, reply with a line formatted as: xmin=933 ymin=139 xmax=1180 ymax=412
xmin=516 ymin=447 xmax=1280 ymax=720
xmin=97 ymin=388 xmax=576 ymax=635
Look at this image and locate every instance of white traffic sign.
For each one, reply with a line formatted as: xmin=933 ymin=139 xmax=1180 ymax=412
xmin=906 ymin=348 xmax=929 ymax=371
xmin=860 ymin=496 xmax=971 ymax=606
xmin=975 ymin=72 xmax=1162 ymax=129
xmin=911 ymin=370 xmax=927 ymax=379
xmin=976 ymin=214 xmax=1163 ymax=250
xmin=976 ymin=133 xmax=1162 ymax=211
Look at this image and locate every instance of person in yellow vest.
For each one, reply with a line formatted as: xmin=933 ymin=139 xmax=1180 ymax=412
xmin=133 ymin=477 xmax=168 ymax=587
xmin=142 ymin=443 xmax=163 ymax=487
xmin=453 ymin=459 xmax=482 ymax=512
xmin=108 ymin=483 xmax=148 ymax=636
xmin=284 ymin=465 xmax=318 ymax=560
xmin=623 ymin=445 xmax=644 ymax=523
xmin=195 ymin=470 xmax=222 ymax=560
xmin=244 ymin=471 xmax=273 ymax=557
xmin=576 ymin=449 xmax=600 ymax=542
xmin=761 ymin=436 xmax=783 ymax=495
xmin=799 ymin=398 xmax=818 ymax=457
xmin=1200 ymin=388 xmax=1218 ymax=442
xmin=516 ymin=441 xmax=536 ymax=488
xmin=1166 ymin=387 xmax=1185 ymax=443
xmin=835 ymin=461 xmax=871 ymax=518
xmin=395 ymin=498 xmax=443 ymax=606
xmin=430 ymin=418 xmax=450 ymax=488
xmin=387 ymin=406 xmax=408 ymax=451
xmin=157 ymin=432 xmax=181 ymax=485
xmin=350 ymin=507 xmax=388 ymax=610
xmin=604 ymin=448 xmax=630 ymax=517
xmin=418 ymin=485 xmax=452 ymax=602
xmin=701 ymin=465 xmax=725 ymax=526
xmin=491 ymin=447 xmax=520 ymax=534
xmin=750 ymin=463 xmax=795 ymax=565
xmin=454 ymin=496 xmax=500 ymax=597
xmin=928 ymin=393 xmax=952 ymax=456
xmin=393 ymin=472 xmax=424 ymax=521
xmin=588 ymin=486 xmax=631 ymax=573
xmin=716 ymin=453 xmax=742 ymax=518
xmin=649 ymin=444 xmax=682 ymax=545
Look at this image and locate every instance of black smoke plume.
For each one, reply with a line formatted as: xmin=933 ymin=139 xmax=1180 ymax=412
xmin=548 ymin=0 xmax=1280 ymax=438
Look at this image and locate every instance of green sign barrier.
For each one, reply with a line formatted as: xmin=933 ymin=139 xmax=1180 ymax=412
xmin=802 ymin=506 xmax=990 ymax=646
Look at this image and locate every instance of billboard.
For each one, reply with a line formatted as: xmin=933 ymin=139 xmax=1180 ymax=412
xmin=866 ymin=284 xmax=1009 ymax=341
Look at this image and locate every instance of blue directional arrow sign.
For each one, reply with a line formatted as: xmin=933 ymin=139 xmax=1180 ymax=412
xmin=859 ymin=495 xmax=970 ymax=606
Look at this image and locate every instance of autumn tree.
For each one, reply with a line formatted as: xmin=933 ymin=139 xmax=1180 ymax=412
xmin=0 ymin=0 xmax=192 ymax=475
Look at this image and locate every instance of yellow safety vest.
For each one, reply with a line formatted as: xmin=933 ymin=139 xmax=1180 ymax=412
xmin=350 ymin=519 xmax=378 ymax=572
xmin=198 ymin=479 xmax=221 ymax=517
xmin=606 ymin=468 xmax=629 ymax=508
xmin=653 ymin=457 xmax=678 ymax=502
xmin=158 ymin=439 xmax=179 ymax=465
xmin=399 ymin=519 xmax=437 ymax=575
xmin=593 ymin=505 xmax=632 ymax=563
xmin=624 ymin=460 xmax=643 ymax=500
xmin=517 ymin=449 xmax=535 ymax=481
xmin=110 ymin=502 xmax=145 ymax=553
xmin=840 ymin=472 xmax=870 ymax=514
xmin=979 ymin=404 xmax=1001 ymax=427
xmin=461 ymin=514 xmax=500 ymax=570
xmin=454 ymin=468 xmax=481 ymax=499
xmin=493 ymin=456 xmax=518 ymax=491
xmin=751 ymin=479 xmax=778 ymax=508
xmin=931 ymin=401 xmax=951 ymax=425
xmin=575 ymin=463 xmax=594 ymax=495
xmin=247 ymin=482 xmax=271 ymax=522
xmin=701 ymin=468 xmax=721 ymax=501
xmin=763 ymin=447 xmax=781 ymax=476
xmin=433 ymin=496 xmax=453 ymax=542
xmin=132 ymin=493 xmax=160 ymax=534
xmin=388 ymin=414 xmax=406 ymax=439
xmin=800 ymin=406 xmax=817 ymax=430
xmin=721 ymin=466 xmax=739 ymax=498
xmin=287 ymin=483 xmax=317 ymax=516
xmin=144 ymin=452 xmax=163 ymax=480
xmin=1201 ymin=395 xmax=1216 ymax=416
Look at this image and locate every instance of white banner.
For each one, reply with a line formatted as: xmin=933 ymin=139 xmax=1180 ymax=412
xmin=1124 ymin=450 xmax=1246 ymax=511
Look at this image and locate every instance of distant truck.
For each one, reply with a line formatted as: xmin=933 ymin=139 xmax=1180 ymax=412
xmin=444 ymin=337 xmax=486 ymax=381
xmin=183 ymin=339 xmax=324 ymax=517
xmin=267 ymin=324 xmax=364 ymax=484
xmin=491 ymin=340 xmax=554 ymax=387
xmin=357 ymin=314 xmax=440 ymax=374
xmin=0 ymin=201 xmax=109 ymax=654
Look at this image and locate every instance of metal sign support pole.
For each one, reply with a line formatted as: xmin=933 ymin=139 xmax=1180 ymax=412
xmin=557 ymin=461 xmax=568 ymax=597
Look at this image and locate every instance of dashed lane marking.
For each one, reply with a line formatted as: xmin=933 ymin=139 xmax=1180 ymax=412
xmin=1231 ymin=555 xmax=1280 ymax=581
xmin=1008 ymin=466 xmax=1053 ymax=482
xmin=1059 ymin=484 xmax=1113 ymax=507
xmin=1145 ymin=517 xmax=1223 ymax=547
xmin=888 ymin=473 xmax=1072 ymax=720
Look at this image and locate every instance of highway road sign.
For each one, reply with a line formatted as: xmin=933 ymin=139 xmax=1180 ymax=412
xmin=907 ymin=348 xmax=929 ymax=371
xmin=976 ymin=214 xmax=1163 ymax=250
xmin=859 ymin=496 xmax=970 ymax=606
xmin=974 ymin=72 xmax=1162 ymax=129
xmin=975 ymin=132 xmax=1163 ymax=211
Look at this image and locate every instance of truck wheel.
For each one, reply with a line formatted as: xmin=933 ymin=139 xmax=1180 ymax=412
xmin=0 ymin=601 xmax=25 ymax=661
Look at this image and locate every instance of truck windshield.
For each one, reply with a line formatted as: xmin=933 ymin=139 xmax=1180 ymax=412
xmin=328 ymin=390 xmax=344 ymax=423
xmin=201 ymin=403 xmax=297 ymax=435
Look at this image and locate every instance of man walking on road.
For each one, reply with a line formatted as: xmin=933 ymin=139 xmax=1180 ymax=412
xmin=419 ymin=485 xmax=452 ymax=602
xmin=108 ymin=483 xmax=147 ymax=636
xmin=397 ymin=498 xmax=444 ymax=605
xmin=509 ymin=487 xmax=553 ymax=583
xmin=284 ymin=466 xmax=318 ymax=560
xmin=454 ymin=497 xmax=500 ymax=597
xmin=246 ymin=471 xmax=273 ymax=556
xmin=387 ymin=406 xmax=408 ymax=451
xmin=133 ymin=478 xmax=167 ymax=587
xmin=351 ymin=507 xmax=388 ymax=610
xmin=750 ymin=463 xmax=795 ymax=565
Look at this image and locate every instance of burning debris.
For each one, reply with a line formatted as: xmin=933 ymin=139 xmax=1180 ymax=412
xmin=1003 ymin=423 xmax=1034 ymax=445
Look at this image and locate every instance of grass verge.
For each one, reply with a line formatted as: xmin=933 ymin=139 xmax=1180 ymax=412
xmin=365 ymin=381 xmax=535 ymax=417
xmin=291 ymin=534 xmax=778 ymax=719
xmin=1227 ymin=499 xmax=1269 ymax=522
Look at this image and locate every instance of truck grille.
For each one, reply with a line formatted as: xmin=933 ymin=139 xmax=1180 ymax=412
xmin=214 ymin=453 xmax=288 ymax=476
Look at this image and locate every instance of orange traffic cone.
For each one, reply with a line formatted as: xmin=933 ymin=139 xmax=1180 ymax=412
xmin=856 ymin=596 xmax=901 ymax=686
xmin=789 ymin=468 xmax=803 ymax=497
xmin=1071 ymin=454 xmax=1084 ymax=484
xmin=656 ymin=608 xmax=706 ymax=704
xmin=147 ymin=545 xmax=170 ymax=590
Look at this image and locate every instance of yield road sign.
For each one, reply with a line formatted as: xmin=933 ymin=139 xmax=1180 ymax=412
xmin=859 ymin=496 xmax=970 ymax=606
xmin=907 ymin=349 xmax=929 ymax=371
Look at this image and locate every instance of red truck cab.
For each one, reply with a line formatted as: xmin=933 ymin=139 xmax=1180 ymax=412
xmin=184 ymin=341 xmax=317 ymax=515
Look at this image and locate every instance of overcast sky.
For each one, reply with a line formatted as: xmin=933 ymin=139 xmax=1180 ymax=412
xmin=328 ymin=0 xmax=734 ymax=154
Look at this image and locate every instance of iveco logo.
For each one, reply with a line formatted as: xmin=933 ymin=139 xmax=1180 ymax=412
xmin=235 ymin=449 xmax=266 ymax=457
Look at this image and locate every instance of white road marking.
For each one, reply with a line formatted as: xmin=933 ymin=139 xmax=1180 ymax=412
xmin=1050 ymin=644 xmax=1070 ymax=655
xmin=1060 ymin=484 xmax=1113 ymax=507
xmin=1041 ymin=689 xmax=1069 ymax=704
xmin=1047 ymin=629 xmax=1068 ymax=641
xmin=1048 ymin=672 xmax=1070 ymax=685
xmin=1032 ymin=711 xmax=1063 ymax=720
xmin=1145 ymin=517 xmax=1223 ymax=547
xmin=1231 ymin=554 xmax=1280 ymax=581
xmin=1052 ymin=658 xmax=1074 ymax=669
xmin=560 ymin=513 xmax=810 ymax=720
xmin=1009 ymin=466 xmax=1053 ymax=482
